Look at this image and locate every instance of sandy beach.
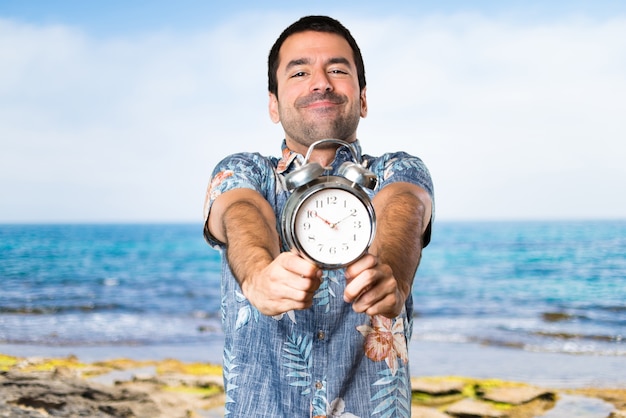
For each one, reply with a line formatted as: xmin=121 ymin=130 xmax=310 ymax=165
xmin=3 ymin=339 xmax=625 ymax=389
xmin=2 ymin=339 xmax=625 ymax=417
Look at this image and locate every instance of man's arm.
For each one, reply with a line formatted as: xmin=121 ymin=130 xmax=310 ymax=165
xmin=207 ymin=188 xmax=322 ymax=316
xmin=344 ymin=181 xmax=432 ymax=318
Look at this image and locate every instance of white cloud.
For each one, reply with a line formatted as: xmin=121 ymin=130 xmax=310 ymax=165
xmin=1 ymin=12 xmax=625 ymax=222
xmin=0 ymin=16 xmax=281 ymax=222
xmin=353 ymin=14 xmax=626 ymax=219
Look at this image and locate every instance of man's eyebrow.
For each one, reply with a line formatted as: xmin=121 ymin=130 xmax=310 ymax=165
xmin=285 ymin=58 xmax=311 ymax=71
xmin=284 ymin=56 xmax=352 ymax=71
xmin=327 ymin=57 xmax=351 ymax=66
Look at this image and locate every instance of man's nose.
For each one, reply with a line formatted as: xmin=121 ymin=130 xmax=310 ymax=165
xmin=310 ymin=71 xmax=333 ymax=92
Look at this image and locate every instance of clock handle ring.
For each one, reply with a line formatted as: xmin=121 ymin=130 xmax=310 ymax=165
xmin=303 ymin=138 xmax=360 ymax=165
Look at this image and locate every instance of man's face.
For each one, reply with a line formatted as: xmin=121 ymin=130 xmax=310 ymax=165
xmin=269 ymin=31 xmax=367 ymax=153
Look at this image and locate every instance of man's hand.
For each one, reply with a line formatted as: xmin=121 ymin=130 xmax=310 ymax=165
xmin=242 ymin=251 xmax=322 ymax=316
xmin=342 ymin=181 xmax=432 ymax=318
xmin=343 ymin=254 xmax=406 ymax=318
xmin=209 ymin=188 xmax=322 ymax=316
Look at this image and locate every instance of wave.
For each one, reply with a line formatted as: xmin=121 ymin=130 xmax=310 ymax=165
xmin=523 ymin=343 xmax=626 ymax=356
xmin=540 ymin=308 xmax=626 ymax=328
xmin=0 ymin=305 xmax=221 ymax=320
xmin=530 ymin=330 xmax=624 ymax=343
xmin=541 ymin=311 xmax=588 ymax=322
xmin=0 ymin=303 xmax=126 ymax=315
xmin=0 ymin=335 xmax=214 ymax=347
xmin=413 ymin=319 xmax=626 ymax=357
xmin=477 ymin=336 xmax=626 ymax=356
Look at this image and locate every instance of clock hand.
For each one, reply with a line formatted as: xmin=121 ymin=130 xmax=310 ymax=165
xmin=332 ymin=212 xmax=356 ymax=228
xmin=315 ymin=213 xmax=336 ymax=229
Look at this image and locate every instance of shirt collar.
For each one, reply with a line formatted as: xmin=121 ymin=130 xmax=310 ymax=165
xmin=277 ymin=139 xmax=363 ymax=174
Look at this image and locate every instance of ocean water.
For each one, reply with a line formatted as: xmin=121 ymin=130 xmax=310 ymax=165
xmin=413 ymin=221 xmax=626 ymax=356
xmin=1 ymin=221 xmax=625 ymax=359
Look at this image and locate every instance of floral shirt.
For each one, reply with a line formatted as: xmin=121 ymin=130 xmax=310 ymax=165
xmin=203 ymin=140 xmax=433 ymax=418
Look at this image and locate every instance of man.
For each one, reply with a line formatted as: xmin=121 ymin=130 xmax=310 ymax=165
xmin=203 ymin=15 xmax=433 ymax=417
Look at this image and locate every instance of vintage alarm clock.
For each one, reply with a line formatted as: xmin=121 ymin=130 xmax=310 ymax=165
xmin=281 ymin=139 xmax=377 ymax=269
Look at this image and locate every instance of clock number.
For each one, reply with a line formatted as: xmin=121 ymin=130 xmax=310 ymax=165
xmin=317 ymin=244 xmax=337 ymax=254
xmin=289 ymin=185 xmax=373 ymax=267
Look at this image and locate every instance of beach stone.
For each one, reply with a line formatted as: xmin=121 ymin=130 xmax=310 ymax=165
xmin=445 ymin=398 xmax=507 ymax=418
xmin=412 ymin=377 xmax=465 ymax=395
xmin=542 ymin=311 xmax=577 ymax=322
xmin=609 ymin=410 xmax=626 ymax=418
xmin=411 ymin=405 xmax=452 ymax=417
xmin=132 ymin=372 xmax=157 ymax=382
xmin=0 ymin=404 xmax=47 ymax=418
xmin=0 ymin=369 xmax=161 ymax=417
xmin=154 ymin=372 xmax=223 ymax=389
xmin=480 ymin=386 xmax=555 ymax=405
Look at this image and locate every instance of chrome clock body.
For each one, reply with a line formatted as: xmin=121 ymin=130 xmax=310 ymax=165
xmin=281 ymin=139 xmax=377 ymax=269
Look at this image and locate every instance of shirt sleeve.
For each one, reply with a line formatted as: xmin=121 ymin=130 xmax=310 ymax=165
xmin=202 ymin=152 xmax=274 ymax=248
xmin=367 ymin=152 xmax=435 ymax=246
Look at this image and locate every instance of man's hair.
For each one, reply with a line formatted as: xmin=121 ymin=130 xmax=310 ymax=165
xmin=268 ymin=15 xmax=366 ymax=96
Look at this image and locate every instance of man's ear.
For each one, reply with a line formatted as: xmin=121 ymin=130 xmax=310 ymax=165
xmin=360 ymin=87 xmax=368 ymax=118
xmin=269 ymin=92 xmax=280 ymax=123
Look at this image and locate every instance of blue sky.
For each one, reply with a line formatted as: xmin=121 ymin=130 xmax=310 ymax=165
xmin=1 ymin=1 xmax=625 ymax=222
xmin=3 ymin=1 xmax=625 ymax=35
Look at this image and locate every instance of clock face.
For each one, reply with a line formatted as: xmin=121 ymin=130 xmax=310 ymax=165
xmin=293 ymin=187 xmax=374 ymax=267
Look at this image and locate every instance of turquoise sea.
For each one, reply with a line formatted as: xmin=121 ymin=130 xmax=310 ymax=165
xmin=1 ymin=221 xmax=625 ymax=385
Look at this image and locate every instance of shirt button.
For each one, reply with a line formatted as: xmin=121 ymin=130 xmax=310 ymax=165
xmin=315 ymin=381 xmax=323 ymax=390
xmin=317 ymin=330 xmax=325 ymax=340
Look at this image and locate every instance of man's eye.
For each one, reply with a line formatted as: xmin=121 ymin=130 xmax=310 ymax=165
xmin=291 ymin=72 xmax=307 ymax=78
xmin=330 ymin=69 xmax=348 ymax=75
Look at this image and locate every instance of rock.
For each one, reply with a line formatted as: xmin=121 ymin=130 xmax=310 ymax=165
xmin=445 ymin=398 xmax=507 ymax=418
xmin=411 ymin=405 xmax=452 ymax=417
xmin=479 ymin=386 xmax=555 ymax=405
xmin=132 ymin=372 xmax=159 ymax=383
xmin=609 ymin=410 xmax=626 ymax=418
xmin=153 ymin=372 xmax=223 ymax=389
xmin=53 ymin=365 xmax=79 ymax=379
xmin=0 ymin=369 xmax=161 ymax=417
xmin=412 ymin=378 xmax=465 ymax=395
xmin=0 ymin=404 xmax=47 ymax=418
xmin=542 ymin=311 xmax=577 ymax=322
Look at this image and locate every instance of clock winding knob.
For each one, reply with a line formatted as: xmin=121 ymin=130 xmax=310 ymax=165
xmin=337 ymin=162 xmax=377 ymax=190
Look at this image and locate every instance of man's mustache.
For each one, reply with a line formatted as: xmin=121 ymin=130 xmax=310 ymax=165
xmin=295 ymin=92 xmax=346 ymax=108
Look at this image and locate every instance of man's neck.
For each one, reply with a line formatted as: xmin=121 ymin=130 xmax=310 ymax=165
xmin=286 ymin=138 xmax=357 ymax=167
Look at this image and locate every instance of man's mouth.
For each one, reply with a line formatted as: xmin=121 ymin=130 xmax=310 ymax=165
xmin=305 ymin=100 xmax=338 ymax=109
xmin=296 ymin=93 xmax=345 ymax=109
